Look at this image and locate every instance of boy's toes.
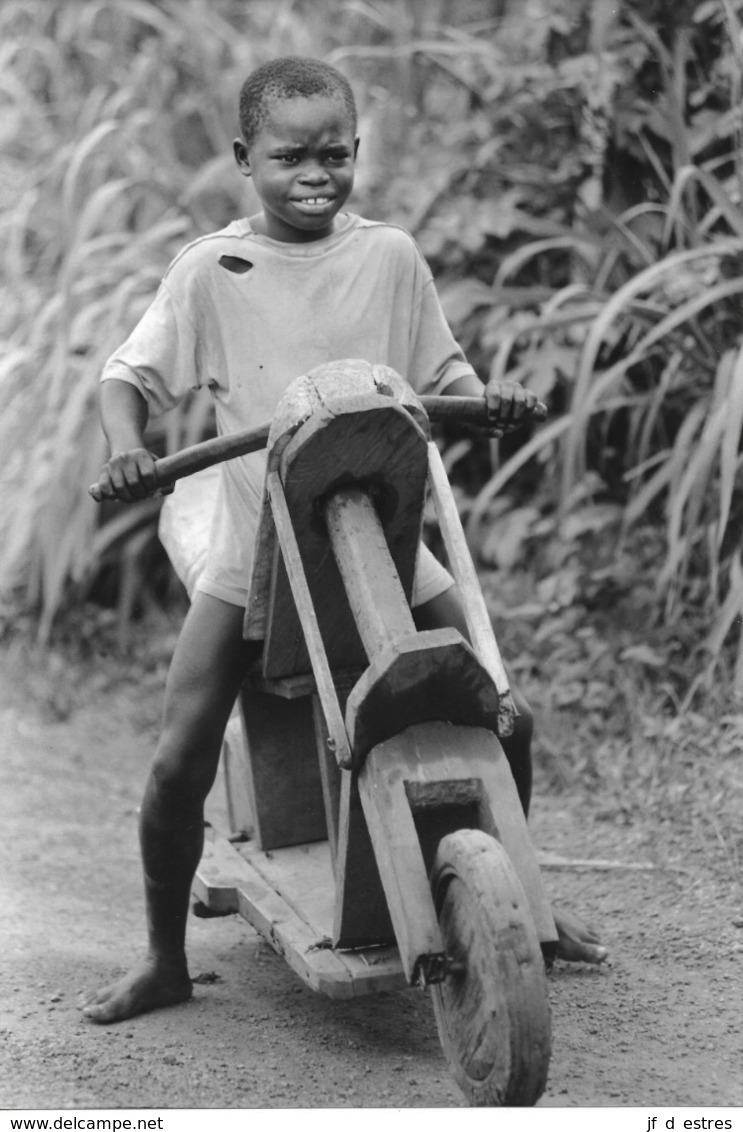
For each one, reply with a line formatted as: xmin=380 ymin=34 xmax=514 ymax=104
xmin=81 ymin=997 xmax=124 ymax=1025
xmin=78 ymin=985 xmax=126 ymax=1024
xmin=554 ymin=908 xmax=609 ymax=965
xmin=556 ymin=934 xmax=609 ymax=965
xmin=77 ymin=988 xmax=106 ymax=1010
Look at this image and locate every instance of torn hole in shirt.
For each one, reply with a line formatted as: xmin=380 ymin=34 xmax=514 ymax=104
xmin=218 ymin=255 xmax=253 ymax=274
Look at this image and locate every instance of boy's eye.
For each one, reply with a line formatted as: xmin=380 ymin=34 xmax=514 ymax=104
xmin=271 ymin=148 xmax=351 ymax=167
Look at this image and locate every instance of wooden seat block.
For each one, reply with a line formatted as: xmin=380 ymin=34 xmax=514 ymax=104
xmin=237 ymin=681 xmax=327 ymax=851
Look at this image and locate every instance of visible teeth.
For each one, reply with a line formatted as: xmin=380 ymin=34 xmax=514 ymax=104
xmin=302 ymin=197 xmax=329 ymax=204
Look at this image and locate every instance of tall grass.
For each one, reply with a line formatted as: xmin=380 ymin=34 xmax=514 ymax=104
xmin=489 ymin=197 xmax=743 ymax=685
xmin=417 ymin=0 xmax=743 ymax=688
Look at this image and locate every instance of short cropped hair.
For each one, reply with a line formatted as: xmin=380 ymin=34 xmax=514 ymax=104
xmin=238 ymin=56 xmax=357 ymax=149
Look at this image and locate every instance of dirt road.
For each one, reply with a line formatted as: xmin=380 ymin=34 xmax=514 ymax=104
xmin=1 ymin=646 xmax=742 ymax=1110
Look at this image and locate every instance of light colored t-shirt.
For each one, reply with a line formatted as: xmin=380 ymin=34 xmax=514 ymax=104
xmin=101 ymin=212 xmax=476 ymax=604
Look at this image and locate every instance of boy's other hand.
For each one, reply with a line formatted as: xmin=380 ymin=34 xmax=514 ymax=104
xmin=95 ymin=447 xmax=160 ymax=503
xmin=484 ymin=379 xmax=541 ymax=433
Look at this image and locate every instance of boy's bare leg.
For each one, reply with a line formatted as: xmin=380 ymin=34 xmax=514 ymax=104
xmin=80 ymin=594 xmax=258 ymax=1024
xmin=413 ymin=585 xmax=608 ymax=966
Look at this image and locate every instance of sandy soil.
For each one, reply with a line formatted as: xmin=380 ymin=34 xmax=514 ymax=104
xmin=1 ymin=646 xmax=742 ymax=1111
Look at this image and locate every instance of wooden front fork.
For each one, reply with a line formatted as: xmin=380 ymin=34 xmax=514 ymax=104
xmin=324 ymin=487 xmax=447 ymax=980
xmin=323 ymin=485 xmax=556 ymax=979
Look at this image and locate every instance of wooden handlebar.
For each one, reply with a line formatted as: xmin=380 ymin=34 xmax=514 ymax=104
xmin=89 ymin=394 xmax=547 ymax=502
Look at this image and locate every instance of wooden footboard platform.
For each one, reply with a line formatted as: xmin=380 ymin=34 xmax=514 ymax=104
xmin=193 ymin=826 xmax=405 ymax=999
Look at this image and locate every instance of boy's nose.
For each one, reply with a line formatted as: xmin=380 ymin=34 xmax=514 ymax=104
xmin=300 ymin=164 xmax=329 ymax=184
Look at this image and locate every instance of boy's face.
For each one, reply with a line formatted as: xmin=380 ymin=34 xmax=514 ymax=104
xmin=234 ymin=95 xmax=358 ymax=243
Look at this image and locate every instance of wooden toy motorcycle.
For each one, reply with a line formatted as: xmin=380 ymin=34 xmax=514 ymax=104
xmin=118 ymin=359 xmax=557 ymax=1106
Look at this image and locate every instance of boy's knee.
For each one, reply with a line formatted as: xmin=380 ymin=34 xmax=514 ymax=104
xmin=149 ymin=721 xmax=221 ymax=807
xmin=148 ymin=761 xmax=212 ymax=817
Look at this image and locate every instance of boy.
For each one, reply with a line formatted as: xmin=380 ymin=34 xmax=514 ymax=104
xmin=81 ymin=56 xmax=605 ymax=1025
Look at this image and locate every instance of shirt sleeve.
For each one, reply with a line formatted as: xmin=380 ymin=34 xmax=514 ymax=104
xmin=99 ymin=276 xmax=205 ymax=418
xmin=405 ymin=244 xmax=480 ymax=396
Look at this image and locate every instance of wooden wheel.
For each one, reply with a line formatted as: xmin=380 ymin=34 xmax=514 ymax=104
xmin=430 ymin=829 xmax=551 ymax=1106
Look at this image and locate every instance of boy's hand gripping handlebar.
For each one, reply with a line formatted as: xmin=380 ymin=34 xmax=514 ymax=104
xmin=88 ymin=393 xmax=547 ymax=502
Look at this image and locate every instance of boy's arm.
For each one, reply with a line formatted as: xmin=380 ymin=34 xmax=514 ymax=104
xmin=97 ymin=378 xmax=159 ymax=503
xmin=442 ymin=372 xmax=540 ymax=432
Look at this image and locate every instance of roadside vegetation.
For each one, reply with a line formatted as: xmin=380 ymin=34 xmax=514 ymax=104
xmin=1 ymin=0 xmax=741 ymax=879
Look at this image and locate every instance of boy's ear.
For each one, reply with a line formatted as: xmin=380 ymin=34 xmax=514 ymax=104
xmin=233 ymin=139 xmax=251 ymax=177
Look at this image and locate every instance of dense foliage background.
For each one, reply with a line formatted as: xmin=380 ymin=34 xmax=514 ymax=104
xmin=2 ymin=0 xmax=743 ymax=685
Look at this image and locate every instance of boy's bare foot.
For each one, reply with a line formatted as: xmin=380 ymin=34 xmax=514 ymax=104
xmin=553 ymin=908 xmax=608 ymax=964
xmin=79 ymin=956 xmax=192 ymax=1024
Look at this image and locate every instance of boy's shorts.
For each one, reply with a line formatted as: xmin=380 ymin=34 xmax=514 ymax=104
xmin=159 ymin=466 xmax=454 ymax=612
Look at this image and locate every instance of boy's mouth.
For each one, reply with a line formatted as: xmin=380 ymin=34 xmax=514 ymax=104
xmin=292 ymin=196 xmax=335 ymax=213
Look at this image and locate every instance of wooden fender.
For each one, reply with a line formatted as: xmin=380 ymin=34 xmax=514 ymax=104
xmin=345 ymin=628 xmax=501 ymax=765
xmin=356 ymin=721 xmax=557 ymax=985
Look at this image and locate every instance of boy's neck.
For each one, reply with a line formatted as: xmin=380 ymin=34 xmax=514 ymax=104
xmin=249 ymin=210 xmax=346 ymax=244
